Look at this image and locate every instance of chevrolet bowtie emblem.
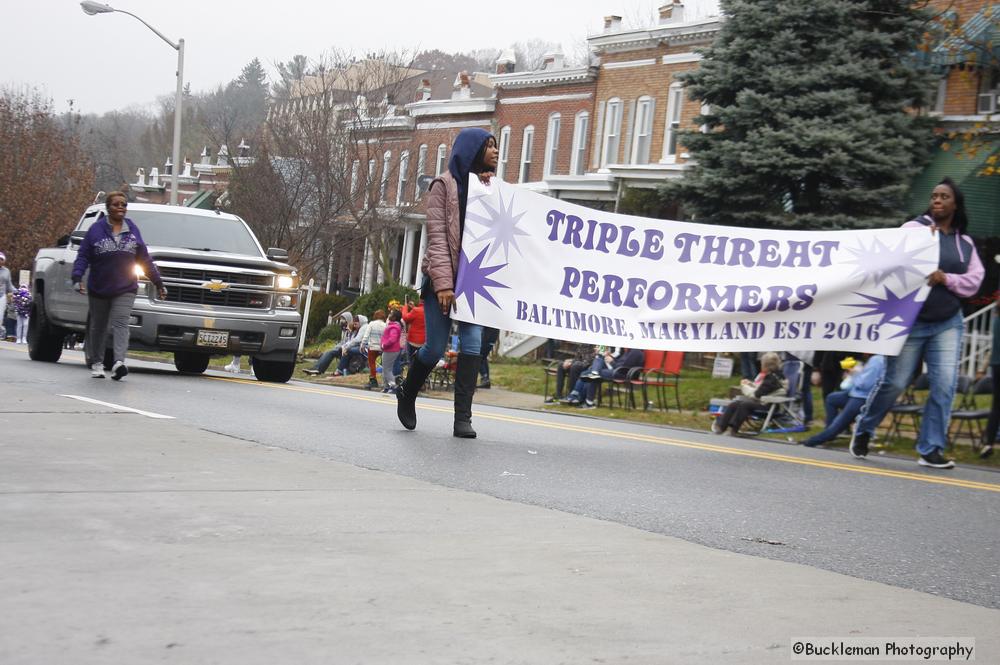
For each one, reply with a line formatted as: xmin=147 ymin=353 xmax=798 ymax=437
xmin=203 ymin=279 xmax=230 ymax=291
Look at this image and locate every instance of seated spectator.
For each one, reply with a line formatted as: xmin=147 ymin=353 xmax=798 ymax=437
xmin=801 ymin=355 xmax=884 ymax=447
xmin=563 ymin=347 xmax=645 ymax=408
xmin=304 ymin=317 xmax=358 ymax=376
xmin=333 ymin=315 xmax=369 ymax=376
xmin=712 ymin=352 xmax=784 ymax=435
xmin=547 ymin=345 xmax=598 ymax=404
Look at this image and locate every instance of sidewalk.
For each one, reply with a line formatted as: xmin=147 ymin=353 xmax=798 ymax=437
xmin=1 ymin=385 xmax=997 ymax=664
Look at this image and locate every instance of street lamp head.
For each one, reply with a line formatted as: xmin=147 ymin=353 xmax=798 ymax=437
xmin=80 ymin=1 xmax=115 ymax=15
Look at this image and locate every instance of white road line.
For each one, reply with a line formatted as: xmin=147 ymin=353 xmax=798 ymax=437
xmin=59 ymin=395 xmax=175 ymax=419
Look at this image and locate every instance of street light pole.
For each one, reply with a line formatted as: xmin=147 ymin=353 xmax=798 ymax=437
xmin=80 ymin=1 xmax=184 ymax=205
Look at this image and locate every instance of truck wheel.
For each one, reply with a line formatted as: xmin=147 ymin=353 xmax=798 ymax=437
xmin=251 ymin=357 xmax=295 ymax=383
xmin=174 ymin=351 xmax=211 ymax=375
xmin=27 ymin=298 xmax=65 ymax=362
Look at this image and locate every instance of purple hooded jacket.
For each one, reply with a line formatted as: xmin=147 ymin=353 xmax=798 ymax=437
xmin=72 ymin=214 xmax=164 ymax=297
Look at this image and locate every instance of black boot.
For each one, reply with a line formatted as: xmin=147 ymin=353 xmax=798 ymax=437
xmin=453 ymin=353 xmax=480 ymax=438
xmin=396 ymin=355 xmax=435 ymax=430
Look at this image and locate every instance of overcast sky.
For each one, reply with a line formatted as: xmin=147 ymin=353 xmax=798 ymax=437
xmin=4 ymin=0 xmax=720 ymax=115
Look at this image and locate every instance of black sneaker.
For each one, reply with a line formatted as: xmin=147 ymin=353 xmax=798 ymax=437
xmin=111 ymin=361 xmax=128 ymax=381
xmin=849 ymin=431 xmax=870 ymax=459
xmin=918 ymin=450 xmax=955 ymax=469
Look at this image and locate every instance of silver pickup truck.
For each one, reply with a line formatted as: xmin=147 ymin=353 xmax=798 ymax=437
xmin=28 ymin=203 xmax=301 ymax=382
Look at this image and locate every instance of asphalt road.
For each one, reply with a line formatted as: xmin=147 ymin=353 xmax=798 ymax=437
xmin=4 ymin=342 xmax=999 ymax=609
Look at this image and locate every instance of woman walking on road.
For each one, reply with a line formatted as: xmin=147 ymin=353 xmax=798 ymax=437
xmin=396 ymin=128 xmax=498 ymax=438
xmin=849 ymin=178 xmax=983 ymax=469
xmin=72 ymin=191 xmax=166 ymax=380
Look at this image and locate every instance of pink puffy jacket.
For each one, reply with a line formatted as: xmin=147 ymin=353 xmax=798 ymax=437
xmin=421 ymin=172 xmax=462 ymax=294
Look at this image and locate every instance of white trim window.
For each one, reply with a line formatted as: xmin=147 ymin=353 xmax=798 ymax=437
xmin=570 ymin=111 xmax=589 ymax=176
xmin=365 ymin=158 xmax=376 ymax=208
xmin=519 ymin=125 xmax=535 ymax=183
xmin=435 ymin=144 xmax=447 ymax=176
xmin=601 ymin=98 xmax=622 ymax=167
xmin=396 ymin=150 xmax=410 ymax=205
xmin=630 ymin=96 xmax=654 ymax=164
xmin=350 ymin=159 xmax=360 ymax=197
xmin=415 ymin=144 xmax=428 ymax=199
xmin=544 ymin=113 xmax=561 ymax=177
xmin=379 ymin=150 xmax=391 ymax=203
xmin=497 ymin=125 xmax=511 ymax=180
xmin=663 ymin=83 xmax=684 ymax=162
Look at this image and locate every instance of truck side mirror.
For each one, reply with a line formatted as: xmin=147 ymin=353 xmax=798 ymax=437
xmin=266 ymin=247 xmax=289 ymax=262
xmin=69 ymin=230 xmax=87 ymax=246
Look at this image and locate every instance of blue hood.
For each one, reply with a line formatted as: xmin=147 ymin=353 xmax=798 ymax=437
xmin=447 ymin=127 xmax=494 ymax=227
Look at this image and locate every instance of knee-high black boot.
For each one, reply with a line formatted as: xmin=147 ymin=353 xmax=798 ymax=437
xmin=453 ymin=353 xmax=480 ymax=438
xmin=396 ymin=355 xmax=435 ymax=430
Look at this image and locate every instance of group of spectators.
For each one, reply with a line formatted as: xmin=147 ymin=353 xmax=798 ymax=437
xmin=0 ymin=252 xmax=32 ymax=345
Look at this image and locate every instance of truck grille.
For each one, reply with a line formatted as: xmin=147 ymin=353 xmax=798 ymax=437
xmin=158 ymin=266 xmax=273 ymax=287
xmin=164 ymin=286 xmax=270 ymax=309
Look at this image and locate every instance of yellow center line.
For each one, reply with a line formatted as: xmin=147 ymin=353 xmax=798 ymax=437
xmin=207 ymin=375 xmax=999 ymax=494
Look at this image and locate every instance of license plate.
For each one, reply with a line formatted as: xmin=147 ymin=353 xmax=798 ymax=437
xmin=196 ymin=329 xmax=229 ymax=348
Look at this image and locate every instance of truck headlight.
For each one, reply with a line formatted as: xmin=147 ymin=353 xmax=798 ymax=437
xmin=277 ymin=275 xmax=295 ymax=289
xmin=277 ymin=294 xmax=297 ymax=308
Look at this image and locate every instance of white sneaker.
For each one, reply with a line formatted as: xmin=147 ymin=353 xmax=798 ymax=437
xmin=91 ymin=363 xmax=105 ymax=378
xmin=224 ymin=361 xmax=241 ymax=374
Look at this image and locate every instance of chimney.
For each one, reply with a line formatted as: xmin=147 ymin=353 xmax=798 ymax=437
xmin=164 ymin=156 xmax=172 ymax=176
xmin=238 ymin=138 xmax=250 ymax=157
xmin=415 ymin=78 xmax=432 ymax=102
xmin=659 ymin=1 xmax=684 ymax=24
xmin=149 ymin=167 xmax=160 ymax=187
xmin=200 ymin=146 xmax=211 ymax=166
xmin=217 ymin=144 xmax=229 ymax=167
xmin=182 ymin=158 xmax=193 ymax=178
xmin=541 ymin=52 xmax=565 ymax=70
xmin=603 ymin=15 xmax=622 ymax=32
xmin=134 ymin=167 xmax=146 ymax=187
xmin=495 ymin=49 xmax=516 ymax=74
xmin=452 ymin=71 xmax=471 ymax=100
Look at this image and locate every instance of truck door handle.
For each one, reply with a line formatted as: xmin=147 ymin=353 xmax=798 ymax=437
xmin=58 ymin=260 xmax=66 ymax=265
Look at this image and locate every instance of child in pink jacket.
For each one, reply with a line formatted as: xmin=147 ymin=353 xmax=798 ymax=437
xmin=380 ymin=309 xmax=404 ymax=393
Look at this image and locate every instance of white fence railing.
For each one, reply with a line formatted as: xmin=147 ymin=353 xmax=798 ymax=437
xmin=962 ymin=302 xmax=995 ymax=377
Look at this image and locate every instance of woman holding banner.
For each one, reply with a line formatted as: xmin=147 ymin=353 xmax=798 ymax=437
xmin=396 ymin=128 xmax=499 ymax=438
xmin=849 ymin=178 xmax=983 ymax=469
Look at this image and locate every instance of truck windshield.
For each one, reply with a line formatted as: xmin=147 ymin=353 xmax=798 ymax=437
xmin=82 ymin=211 xmax=263 ymax=256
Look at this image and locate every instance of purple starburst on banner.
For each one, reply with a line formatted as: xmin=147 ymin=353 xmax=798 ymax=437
xmin=845 ymin=286 xmax=925 ymax=338
xmin=465 ymin=189 xmax=529 ymax=261
xmin=454 ymin=246 xmax=509 ymax=316
xmin=842 ymin=236 xmax=935 ymax=288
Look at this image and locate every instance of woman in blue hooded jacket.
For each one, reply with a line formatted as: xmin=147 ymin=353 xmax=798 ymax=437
xmin=396 ymin=128 xmax=499 ymax=438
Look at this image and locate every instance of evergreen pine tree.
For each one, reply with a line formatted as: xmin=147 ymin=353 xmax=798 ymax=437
xmin=663 ymin=0 xmax=936 ymax=229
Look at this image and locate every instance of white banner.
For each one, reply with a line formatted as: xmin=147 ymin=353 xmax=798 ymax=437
xmin=451 ymin=177 xmax=939 ymax=355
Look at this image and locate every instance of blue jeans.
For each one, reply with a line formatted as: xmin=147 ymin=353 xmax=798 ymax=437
xmin=855 ymin=311 xmax=963 ymax=455
xmin=804 ymin=393 xmax=864 ymax=446
xmin=415 ymin=277 xmax=482 ymax=364
xmin=311 ymin=346 xmax=343 ymax=373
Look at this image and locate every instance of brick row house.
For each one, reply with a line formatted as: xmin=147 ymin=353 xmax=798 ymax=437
xmin=271 ymin=2 xmax=723 ymax=294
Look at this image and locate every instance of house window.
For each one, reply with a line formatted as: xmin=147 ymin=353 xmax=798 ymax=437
xmin=519 ymin=125 xmax=535 ymax=183
xmin=397 ymin=151 xmax=410 ymax=205
xmin=571 ymin=112 xmax=589 ymax=176
xmin=366 ymin=159 xmax=376 ymax=208
xmin=350 ymin=159 xmax=360 ymax=197
xmin=497 ymin=126 xmax=511 ymax=180
xmin=630 ymin=96 xmax=653 ymax=164
xmin=663 ymin=83 xmax=684 ymax=161
xmin=545 ymin=114 xmax=561 ymax=177
xmin=415 ymin=144 xmax=428 ymax=199
xmin=601 ymin=98 xmax=622 ymax=167
xmin=379 ymin=150 xmax=391 ymax=203
xmin=435 ymin=144 xmax=447 ymax=176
